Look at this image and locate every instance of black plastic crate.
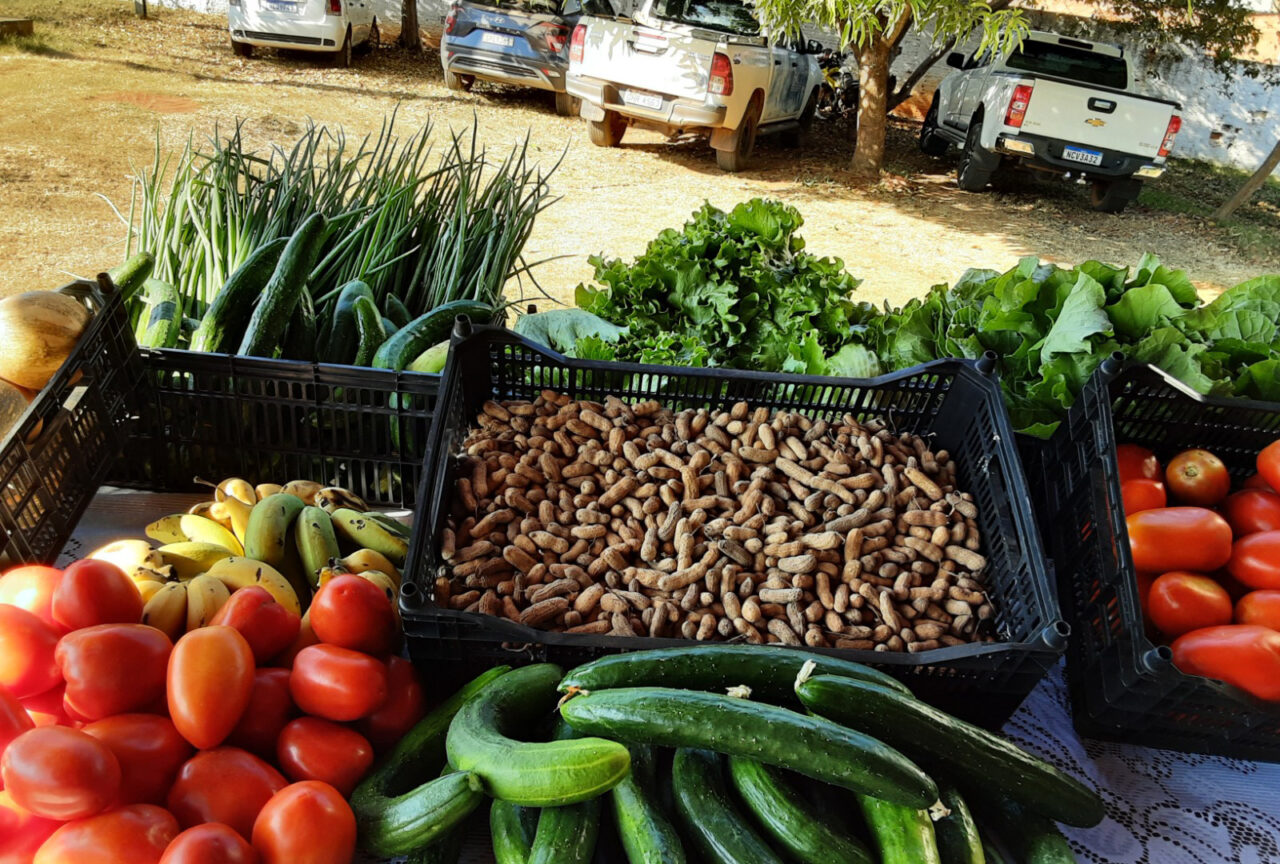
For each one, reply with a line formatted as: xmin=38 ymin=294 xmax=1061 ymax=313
xmin=0 ymin=277 xmax=144 ymax=566
xmin=400 ymin=324 xmax=1066 ymax=729
xmin=108 ymin=350 xmax=440 ymax=509
xmin=1029 ymin=359 xmax=1280 ymax=760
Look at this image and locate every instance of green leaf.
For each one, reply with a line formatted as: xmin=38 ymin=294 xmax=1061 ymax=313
xmin=825 ymin=343 xmax=881 ymax=378
xmin=1105 ymin=282 xmax=1186 ymax=339
xmin=513 ymin=308 xmax=628 ymax=354
xmin=1041 ymin=272 xmax=1112 ymax=356
xmin=1131 ymin=327 xmax=1215 ymax=394
xmin=1235 ymin=359 xmax=1280 ymax=402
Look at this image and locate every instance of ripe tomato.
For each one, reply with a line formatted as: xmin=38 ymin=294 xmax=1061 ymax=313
xmin=51 ymin=560 xmax=141 ymax=632
xmin=308 ymin=575 xmax=396 ymax=656
xmin=1172 ymin=624 xmax=1280 ymax=702
xmin=1236 ymin=590 xmax=1280 ymax=631
xmin=276 ymin=717 xmax=373 ymax=797
xmin=226 ymin=669 xmax=294 ymax=761
xmin=56 ymin=624 xmax=171 ymax=722
xmin=1147 ymin=572 xmax=1233 ymax=639
xmin=160 ymin=823 xmax=259 ymax=864
xmin=0 ymin=605 xmax=60 ymax=700
xmin=166 ymin=748 xmax=286 ymax=841
xmin=1245 ymin=473 xmax=1274 ymax=491
xmin=82 ymin=716 xmax=192 ymax=806
xmin=209 ymin=589 xmax=299 ymax=666
xmin=271 ymin=612 xmax=318 ymax=668
xmin=289 ymin=645 xmax=388 ymax=722
xmin=1126 ymin=507 xmax=1233 ymax=574
xmin=0 ymin=566 xmax=63 ymax=631
xmin=1259 ymin=440 xmax=1280 ymax=494
xmin=1116 ymin=443 xmax=1160 ymax=484
xmin=1223 ymin=489 xmax=1280 ymax=537
xmin=20 ymin=685 xmax=70 ymax=729
xmin=167 ymin=627 xmax=254 ymax=750
xmin=359 ymin=656 xmax=426 ymax=752
xmin=250 ymin=781 xmax=355 ymax=864
xmin=0 ymin=688 xmax=35 ymax=777
xmin=0 ymin=788 xmax=61 ymax=864
xmin=1 ymin=726 xmax=120 ymax=820
xmin=1227 ymin=530 xmax=1280 ymax=590
xmin=1121 ymin=479 xmax=1166 ymax=515
xmin=1165 ymin=449 xmax=1231 ymax=507
xmin=33 ymin=804 xmax=178 ymax=864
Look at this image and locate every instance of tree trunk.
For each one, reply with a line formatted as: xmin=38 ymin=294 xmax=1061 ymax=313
xmin=400 ymin=0 xmax=421 ymax=51
xmin=886 ymin=0 xmax=1011 ymax=112
xmin=1214 ymin=138 xmax=1280 ymax=221
xmin=851 ymin=36 xmax=892 ymax=181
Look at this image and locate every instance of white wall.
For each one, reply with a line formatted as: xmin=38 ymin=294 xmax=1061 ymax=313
xmin=159 ymin=0 xmax=451 ymax=29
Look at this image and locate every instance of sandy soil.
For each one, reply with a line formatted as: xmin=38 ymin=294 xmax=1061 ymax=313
xmin=0 ymin=0 xmax=1273 ymax=308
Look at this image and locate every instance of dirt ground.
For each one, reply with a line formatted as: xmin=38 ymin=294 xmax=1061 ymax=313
xmin=1 ymin=0 xmax=1275 ymax=308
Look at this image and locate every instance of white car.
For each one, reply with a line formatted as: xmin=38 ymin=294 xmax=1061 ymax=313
xmin=228 ymin=0 xmax=378 ymax=67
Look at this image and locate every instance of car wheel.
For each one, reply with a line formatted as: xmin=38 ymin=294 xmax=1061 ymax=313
xmin=1091 ymin=177 xmax=1142 ymax=214
xmin=553 ymin=90 xmax=580 ymax=117
xmin=363 ymin=19 xmax=379 ymax=53
xmin=231 ymin=37 xmax=252 ymax=58
xmin=956 ymin=114 xmax=993 ymax=192
xmin=444 ymin=68 xmax=474 ymax=92
xmin=782 ymin=89 xmax=818 ymax=149
xmin=919 ymin=94 xmax=948 ymax=157
xmin=587 ymin=110 xmax=627 ymax=147
xmin=333 ymin=26 xmax=352 ymax=67
xmin=716 ymin=96 xmax=761 ymax=172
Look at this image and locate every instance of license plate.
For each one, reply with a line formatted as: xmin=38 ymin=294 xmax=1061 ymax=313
xmin=481 ymin=32 xmax=515 ymax=47
xmin=1062 ymin=146 xmax=1103 ymax=167
xmin=263 ymin=0 xmax=297 ymax=11
xmin=622 ymin=89 xmax=662 ymax=110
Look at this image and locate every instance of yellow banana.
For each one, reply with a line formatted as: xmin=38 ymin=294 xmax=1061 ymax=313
xmin=185 ymin=574 xmax=231 ymax=630
xmin=146 ymin=515 xmax=188 ymax=545
xmin=244 ymin=493 xmax=306 ymax=570
xmin=141 ymin=581 xmax=187 ymax=640
xmin=147 ymin=515 xmax=244 ymax=555
xmin=338 ymin=548 xmax=400 ymax=588
xmin=135 ymin=579 xmax=167 ymax=605
xmin=355 ymin=570 xmax=399 ymax=608
xmin=89 ymin=539 xmax=163 ymax=578
xmin=157 ymin=542 xmax=235 ymax=581
xmin=294 ymin=506 xmax=340 ymax=590
xmin=204 ymin=557 xmax=301 ymax=616
xmin=187 ymin=500 xmax=220 ymax=521
xmin=281 ymin=480 xmax=324 ymax=505
xmin=315 ymin=564 xmax=348 ymax=588
xmin=329 ymin=508 xmax=408 ymax=566
xmin=314 ymin=486 xmax=369 ymax=514
xmin=130 ymin=567 xmax=170 ymax=588
xmin=255 ymin=483 xmax=284 ymax=500
xmin=207 ymin=477 xmax=258 ymax=505
xmin=212 ymin=496 xmax=254 ymax=547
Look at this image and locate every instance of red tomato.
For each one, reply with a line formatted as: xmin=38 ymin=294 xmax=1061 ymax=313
xmin=1126 ymin=507 xmax=1233 ymax=575
xmin=2 ymin=727 xmax=120 ymax=820
xmin=1245 ymin=473 xmax=1274 ymax=490
xmin=0 ymin=688 xmax=34 ymax=781
xmin=308 ymin=576 xmax=396 ymax=656
xmin=20 ymin=685 xmax=69 ymax=729
xmin=1172 ymin=624 xmax=1280 ymax=701
xmin=209 ymin=589 xmax=299 ymax=666
xmin=359 ymin=656 xmax=426 ymax=752
xmin=167 ymin=627 xmax=254 ymax=750
xmin=1228 ymin=530 xmax=1280 ymax=590
xmin=0 ymin=788 xmax=61 ymax=864
xmin=250 ymin=781 xmax=355 ymax=864
xmin=1116 ymin=443 xmax=1160 ymax=484
xmin=166 ymin=749 xmax=286 ymax=841
xmin=160 ymin=823 xmax=259 ymax=864
xmin=1236 ymin=590 xmax=1280 ymax=631
xmin=1165 ymin=449 xmax=1231 ymax=507
xmin=271 ymin=613 xmax=318 ymax=668
xmin=55 ymin=624 xmax=171 ymax=722
xmin=34 ymin=804 xmax=178 ymax=864
xmin=289 ymin=645 xmax=387 ymax=722
xmin=1259 ymin=440 xmax=1280 ymax=494
xmin=1223 ymin=489 xmax=1280 ymax=537
xmin=226 ymin=669 xmax=294 ymax=761
xmin=0 ymin=606 xmax=60 ymax=700
xmin=1147 ymin=572 xmax=1233 ymax=639
xmin=1121 ymin=479 xmax=1166 ymax=515
xmin=50 ymin=560 xmax=141 ymax=632
xmin=276 ymin=717 xmax=373 ymax=797
xmin=0 ymin=567 xmax=63 ymax=631
xmin=82 ymin=716 xmax=192 ymax=806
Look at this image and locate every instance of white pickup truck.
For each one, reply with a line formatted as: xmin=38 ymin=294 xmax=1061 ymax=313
xmin=920 ymin=30 xmax=1182 ymax=213
xmin=565 ymin=0 xmax=823 ymax=171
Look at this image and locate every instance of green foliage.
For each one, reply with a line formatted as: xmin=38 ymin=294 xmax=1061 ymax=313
xmin=1094 ymin=0 xmax=1259 ymax=73
xmin=513 ymin=308 xmax=628 ymax=358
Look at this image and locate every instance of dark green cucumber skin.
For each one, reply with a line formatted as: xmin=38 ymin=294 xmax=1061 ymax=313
xmin=281 ymin=286 xmax=317 ymax=361
xmin=385 ymin=293 xmax=412 ymax=328
xmin=795 ymin=676 xmax=1104 ymax=828
xmin=404 ymin=767 xmax=473 ymax=864
xmin=935 ymin=784 xmax=985 ymax=864
xmin=673 ymin=749 xmax=785 ymax=864
xmin=981 ymin=839 xmax=1011 ymax=864
xmin=445 ymin=664 xmax=630 ymax=807
xmin=358 ymin=770 xmax=486 ymax=857
xmin=329 ymin=280 xmax=374 ymax=365
xmin=352 ymin=295 xmax=388 ymax=366
xmin=559 ymin=687 xmax=936 ymax=809
xmin=107 ymin=251 xmax=154 ymax=301
xmin=527 ymin=799 xmax=600 ymax=864
xmin=727 ymin=757 xmax=871 ymax=864
xmin=977 ymin=797 xmax=1078 ymax=864
xmin=238 ymin=213 xmax=328 ymax=357
xmin=857 ymin=796 xmax=942 ymax=864
xmin=372 ymin=299 xmax=493 ymax=372
xmin=140 ymin=278 xmax=181 ymax=348
xmin=613 ymin=744 xmax=686 ymax=864
xmin=559 ymin=644 xmax=910 ymax=703
xmin=490 ymin=799 xmax=536 ymax=864
xmin=191 ymin=238 xmax=288 ymax=353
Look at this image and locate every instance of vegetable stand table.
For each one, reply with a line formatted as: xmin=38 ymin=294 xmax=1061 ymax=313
xmin=61 ymin=489 xmax=1280 ymax=864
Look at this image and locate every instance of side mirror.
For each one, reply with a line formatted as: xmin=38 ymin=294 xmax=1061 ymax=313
xmin=946 ymin=51 xmax=965 ymax=69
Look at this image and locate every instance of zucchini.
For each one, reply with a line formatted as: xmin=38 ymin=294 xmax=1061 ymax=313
xmin=385 ymin=293 xmax=412 ymax=329
xmin=794 ymin=676 xmax=1103 ymax=828
xmin=329 ymin=280 xmax=375 ymax=365
xmin=490 ymin=799 xmax=536 ymax=864
xmin=974 ymin=797 xmax=1077 ymax=864
xmin=672 ymin=749 xmax=784 ymax=864
xmin=527 ymin=720 xmax=601 ymax=864
xmin=407 ymin=339 xmax=449 ymax=374
xmin=191 ymin=238 xmax=289 ymax=353
xmin=727 ymin=757 xmax=871 ymax=864
xmin=857 ymin=795 xmax=941 ymax=864
xmin=281 ymin=287 xmax=317 ymax=361
xmin=372 ymin=299 xmax=494 ymax=372
xmin=238 ymin=213 xmax=328 ymax=357
xmin=559 ymin=644 xmax=910 ymax=704
xmin=107 ymin=251 xmax=154 ymax=300
xmin=139 ymin=278 xmax=181 ymax=348
xmin=613 ymin=744 xmax=686 ymax=864
xmin=559 ymin=687 xmax=935 ymax=808
xmin=934 ymin=784 xmax=984 ymax=864
xmin=445 ymin=664 xmax=630 ymax=807
xmin=352 ymin=295 xmax=388 ymax=366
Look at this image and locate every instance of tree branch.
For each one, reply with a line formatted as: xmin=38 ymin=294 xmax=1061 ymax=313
xmin=886 ymin=0 xmax=1012 ymax=112
xmin=1214 ymin=138 xmax=1280 ymax=222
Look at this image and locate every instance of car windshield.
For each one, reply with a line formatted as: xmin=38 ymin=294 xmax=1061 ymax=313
xmin=465 ymin=0 xmax=561 ymax=13
xmin=1006 ymin=40 xmax=1128 ymax=89
xmin=651 ymin=0 xmax=759 ymax=36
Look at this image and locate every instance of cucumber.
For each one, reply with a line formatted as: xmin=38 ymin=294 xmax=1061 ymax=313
xmin=445 ymin=664 xmax=630 ymax=807
xmin=974 ymin=797 xmax=1077 ymax=864
xmin=794 ymin=676 xmax=1103 ymax=828
xmin=559 ymin=687 xmax=935 ymax=809
xmin=857 ymin=796 xmax=942 ymax=864
xmin=358 ymin=770 xmax=484 ymax=857
xmin=527 ymin=720 xmax=601 ymax=864
xmin=934 ymin=784 xmax=984 ymax=864
xmin=139 ymin=278 xmax=181 ymax=348
xmin=404 ymin=767 xmax=471 ymax=864
xmin=372 ymin=299 xmax=494 ymax=372
xmin=238 ymin=213 xmax=328 ymax=357
xmin=727 ymin=757 xmax=871 ymax=864
xmin=385 ymin=293 xmax=412 ymax=329
xmin=328 ymin=280 xmax=375 ymax=365
xmin=281 ymin=287 xmax=317 ymax=361
xmin=490 ymin=799 xmax=536 ymax=864
xmin=613 ymin=744 xmax=686 ymax=864
xmin=352 ymin=295 xmax=388 ymax=366
xmin=407 ymin=339 xmax=450 ymax=374
xmin=981 ymin=838 xmax=1011 ymax=864
xmin=672 ymin=749 xmax=785 ymax=864
xmin=381 ymin=316 xmax=399 ymax=335
xmin=191 ymin=238 xmax=289 ymax=353
xmin=558 ymin=644 xmax=910 ymax=704
xmin=107 ymin=251 xmax=154 ymax=300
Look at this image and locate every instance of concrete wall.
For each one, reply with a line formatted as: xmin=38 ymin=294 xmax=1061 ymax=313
xmin=162 ymin=0 xmax=452 ymax=30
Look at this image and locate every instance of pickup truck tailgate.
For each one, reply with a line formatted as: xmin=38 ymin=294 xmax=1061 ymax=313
xmin=1019 ymin=78 xmax=1174 ymax=158
xmin=575 ymin=18 xmax=712 ymax=100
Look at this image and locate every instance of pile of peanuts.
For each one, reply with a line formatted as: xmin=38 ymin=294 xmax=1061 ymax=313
xmin=436 ymin=391 xmax=995 ymax=652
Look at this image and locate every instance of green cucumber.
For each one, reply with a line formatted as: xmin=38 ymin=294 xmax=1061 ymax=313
xmin=238 ymin=213 xmax=328 ymax=357
xmin=527 ymin=720 xmax=601 ymax=864
xmin=794 ymin=676 xmax=1103 ymax=828
xmin=445 ymin=664 xmax=630 ymax=807
xmin=975 ymin=797 xmax=1077 ymax=864
xmin=857 ymin=796 xmax=941 ymax=864
xmin=407 ymin=339 xmax=450 ymax=374
xmin=727 ymin=757 xmax=871 ymax=864
xmin=139 ymin=278 xmax=181 ymax=348
xmin=359 ymin=770 xmax=484 ymax=857
xmin=328 ymin=280 xmax=375 ymax=365
xmin=381 ymin=316 xmax=399 ymax=335
xmin=490 ymin=799 xmax=536 ymax=864
xmin=352 ymin=295 xmax=388 ymax=366
xmin=372 ymin=299 xmax=493 ymax=372
xmin=935 ymin=784 xmax=984 ymax=864
xmin=673 ymin=749 xmax=784 ymax=864
xmin=281 ymin=287 xmax=317 ymax=361
xmin=385 ymin=293 xmax=412 ymax=329
xmin=403 ymin=767 xmax=471 ymax=864
xmin=559 ymin=687 xmax=935 ymax=808
xmin=191 ymin=238 xmax=289 ymax=353
xmin=559 ymin=644 xmax=910 ymax=703
xmin=613 ymin=744 xmax=686 ymax=864
xmin=107 ymin=251 xmax=154 ymax=300
xmin=981 ymin=838 xmax=1011 ymax=864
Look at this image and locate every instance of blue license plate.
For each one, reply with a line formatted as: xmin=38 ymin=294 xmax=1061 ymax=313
xmin=1062 ymin=146 xmax=1103 ymax=167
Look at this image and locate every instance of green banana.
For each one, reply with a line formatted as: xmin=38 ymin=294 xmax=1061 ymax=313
xmin=330 ymin=508 xmax=408 ymax=566
xmin=244 ymin=493 xmax=307 ymax=570
xmin=295 ymin=506 xmax=341 ymax=590
xmin=365 ymin=512 xmax=411 ymax=540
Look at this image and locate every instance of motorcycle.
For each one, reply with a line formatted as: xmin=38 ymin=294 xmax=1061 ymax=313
xmin=814 ymin=49 xmax=898 ymax=122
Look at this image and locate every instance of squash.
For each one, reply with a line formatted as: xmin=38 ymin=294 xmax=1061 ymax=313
xmin=0 ymin=291 xmax=92 ymax=391
xmin=0 ymin=378 xmax=30 ymax=442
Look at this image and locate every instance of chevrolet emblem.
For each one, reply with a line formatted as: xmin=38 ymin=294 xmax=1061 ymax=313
xmin=1085 ymin=118 xmax=1106 ymax=127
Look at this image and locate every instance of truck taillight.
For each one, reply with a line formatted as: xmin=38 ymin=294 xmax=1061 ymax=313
xmin=1004 ymin=84 xmax=1033 ymax=128
xmin=444 ymin=7 xmax=457 ymax=33
xmin=1158 ymin=115 xmax=1181 ymax=157
xmin=536 ymin=22 xmax=569 ymax=54
xmin=709 ymin=52 xmax=733 ymax=97
xmin=569 ymin=24 xmax=585 ymax=63
xmin=327 ymin=0 xmax=341 ymax=14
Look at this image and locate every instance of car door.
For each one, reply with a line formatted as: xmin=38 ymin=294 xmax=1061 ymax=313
xmin=957 ymin=50 xmax=992 ymax=125
xmin=761 ymin=36 xmax=806 ymax=121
